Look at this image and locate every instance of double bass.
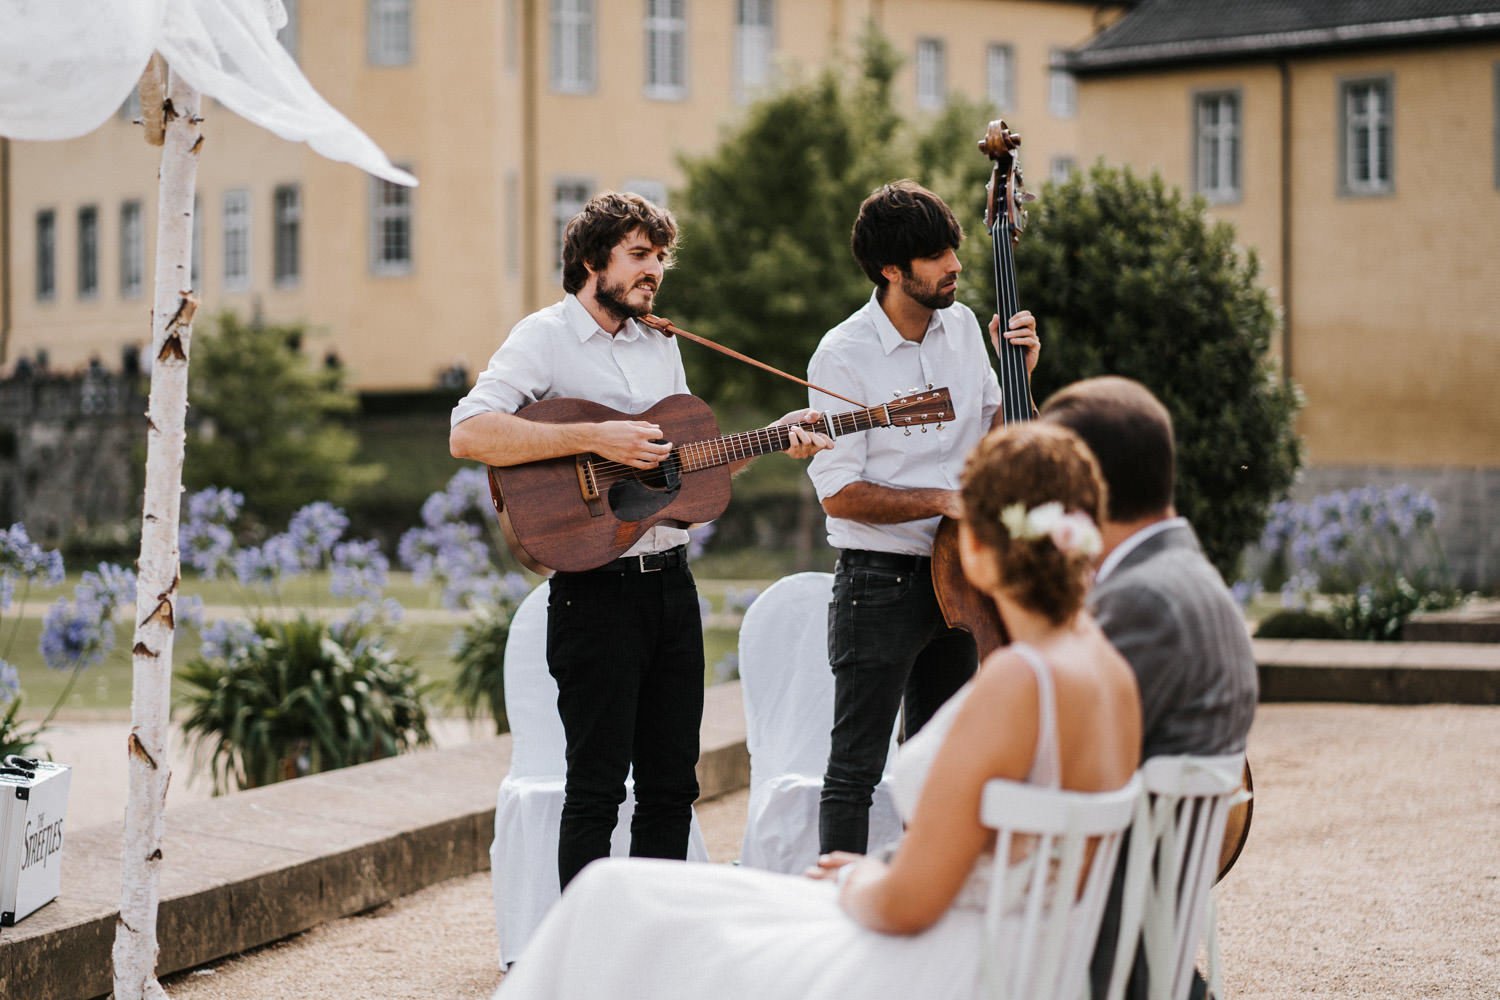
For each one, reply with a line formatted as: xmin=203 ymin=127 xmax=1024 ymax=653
xmin=929 ymin=119 xmax=1253 ymax=882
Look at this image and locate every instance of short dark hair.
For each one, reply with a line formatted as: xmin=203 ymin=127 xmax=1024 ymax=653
xmin=561 ymin=191 xmax=678 ymax=294
xmin=849 ymin=180 xmax=963 ymax=288
xmin=1039 ymin=376 xmax=1175 ymax=523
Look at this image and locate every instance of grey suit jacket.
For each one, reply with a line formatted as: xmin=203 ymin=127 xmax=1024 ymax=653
xmin=1088 ymin=522 xmax=1258 ymax=759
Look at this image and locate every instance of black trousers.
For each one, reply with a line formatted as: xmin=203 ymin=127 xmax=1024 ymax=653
xmin=546 ymin=558 xmax=704 ymax=889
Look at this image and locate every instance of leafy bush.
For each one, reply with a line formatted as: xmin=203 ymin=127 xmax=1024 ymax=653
xmin=1254 ymin=485 xmax=1464 ymax=640
xmin=177 ymin=615 xmax=432 ymax=793
xmin=175 ymin=489 xmax=432 ymax=791
xmin=451 ymin=603 xmax=512 ymax=734
xmin=1254 ymin=609 xmax=1347 ymax=640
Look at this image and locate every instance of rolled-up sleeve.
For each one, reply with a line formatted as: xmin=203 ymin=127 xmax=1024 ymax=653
xmin=450 ymin=322 xmax=552 ymax=429
xmin=806 ymin=349 xmax=869 ymax=503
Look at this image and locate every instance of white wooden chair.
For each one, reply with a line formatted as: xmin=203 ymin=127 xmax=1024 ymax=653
xmin=736 ymin=571 xmax=902 ymax=873
xmin=980 ymin=773 xmax=1143 ymax=1000
xmin=489 ymin=581 xmax=709 ymax=967
xmin=1106 ymin=752 xmax=1248 ymax=1000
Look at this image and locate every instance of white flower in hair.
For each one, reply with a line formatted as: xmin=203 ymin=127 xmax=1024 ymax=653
xmin=999 ymin=501 xmax=1102 ymax=558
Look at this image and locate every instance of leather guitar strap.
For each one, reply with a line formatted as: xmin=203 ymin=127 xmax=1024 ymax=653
xmin=640 ymin=314 xmax=868 ymax=409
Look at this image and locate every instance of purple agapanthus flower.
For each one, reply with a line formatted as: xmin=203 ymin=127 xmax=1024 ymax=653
xmin=330 ymin=539 xmax=390 ymax=602
xmin=286 ymin=502 xmax=349 ymax=569
xmin=0 ymin=660 xmax=18 ymax=706
xmin=40 ymin=597 xmax=113 ymax=671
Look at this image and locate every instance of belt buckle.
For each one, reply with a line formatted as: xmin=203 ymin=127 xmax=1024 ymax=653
xmin=638 ymin=553 xmax=663 ymax=573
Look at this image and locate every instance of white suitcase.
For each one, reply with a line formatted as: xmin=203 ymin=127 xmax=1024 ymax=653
xmin=0 ymin=755 xmax=72 ymax=925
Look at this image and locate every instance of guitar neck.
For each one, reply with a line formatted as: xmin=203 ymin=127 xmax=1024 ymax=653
xmin=992 ymin=214 xmax=1033 ymax=425
xmin=673 ymin=405 xmax=892 ymax=473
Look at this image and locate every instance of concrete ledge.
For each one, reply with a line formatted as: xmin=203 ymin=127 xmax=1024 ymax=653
xmin=0 ymin=681 xmax=750 ymax=1000
xmin=1254 ymin=639 xmax=1500 ymax=703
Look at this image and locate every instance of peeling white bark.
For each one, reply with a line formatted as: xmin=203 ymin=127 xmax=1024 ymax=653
xmin=111 ymin=67 xmax=202 ymax=1000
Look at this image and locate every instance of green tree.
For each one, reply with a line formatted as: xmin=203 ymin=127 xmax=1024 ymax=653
xmin=185 ymin=312 xmax=382 ymax=527
xmin=664 ymin=29 xmax=907 ymax=417
xmin=996 ymin=162 xmax=1302 ymax=578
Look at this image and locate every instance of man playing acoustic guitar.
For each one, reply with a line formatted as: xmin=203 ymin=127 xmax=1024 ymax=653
xmin=450 ymin=192 xmax=831 ymax=890
xmin=806 ymin=181 xmax=1039 ymax=855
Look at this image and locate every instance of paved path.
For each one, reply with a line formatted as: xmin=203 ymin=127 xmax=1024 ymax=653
xmin=49 ymin=702 xmax=1499 ymax=1000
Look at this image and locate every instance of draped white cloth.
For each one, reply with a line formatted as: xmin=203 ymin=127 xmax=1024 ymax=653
xmin=0 ymin=0 xmax=414 ymax=185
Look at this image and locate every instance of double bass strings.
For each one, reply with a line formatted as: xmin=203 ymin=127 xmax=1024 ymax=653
xmin=991 ymin=214 xmax=1031 ymax=426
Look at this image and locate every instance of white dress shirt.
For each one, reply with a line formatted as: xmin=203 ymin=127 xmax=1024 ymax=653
xmin=452 ymin=294 xmax=692 ymax=555
xmin=806 ymin=291 xmax=1002 ymax=556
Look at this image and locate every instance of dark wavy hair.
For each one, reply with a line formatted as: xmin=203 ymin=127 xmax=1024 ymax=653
xmin=849 ymin=180 xmax=963 ymax=288
xmin=960 ymin=422 xmax=1107 ymax=626
xmin=561 ymin=191 xmax=678 ymax=294
xmin=1039 ymin=376 xmax=1175 ymax=523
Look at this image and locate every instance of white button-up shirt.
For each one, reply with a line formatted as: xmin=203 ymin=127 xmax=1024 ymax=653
xmin=452 ymin=294 xmax=691 ymax=555
xmin=806 ymin=291 xmax=1002 ymax=556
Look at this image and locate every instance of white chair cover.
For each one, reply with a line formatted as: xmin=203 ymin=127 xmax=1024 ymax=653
xmin=489 ymin=581 xmax=709 ymax=967
xmin=1106 ymin=753 xmax=1248 ymax=1000
xmin=980 ymin=774 xmax=1143 ymax=1000
xmin=736 ymin=572 xmax=902 ymax=873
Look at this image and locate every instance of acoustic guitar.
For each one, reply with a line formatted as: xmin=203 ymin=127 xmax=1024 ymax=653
xmin=488 ymin=389 xmax=954 ymax=575
xmin=931 ymin=120 xmax=1254 ymax=882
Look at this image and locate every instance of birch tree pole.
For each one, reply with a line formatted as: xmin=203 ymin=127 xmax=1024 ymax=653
xmin=112 ymin=60 xmax=203 ymax=1000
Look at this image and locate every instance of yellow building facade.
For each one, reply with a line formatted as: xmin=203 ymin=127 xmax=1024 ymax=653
xmin=1 ymin=0 xmax=1119 ymax=390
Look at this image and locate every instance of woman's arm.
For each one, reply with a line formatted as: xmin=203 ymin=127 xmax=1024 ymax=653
xmin=838 ymin=653 xmax=1042 ymax=934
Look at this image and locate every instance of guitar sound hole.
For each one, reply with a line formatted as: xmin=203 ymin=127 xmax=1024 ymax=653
xmin=608 ymin=450 xmax=682 ymax=521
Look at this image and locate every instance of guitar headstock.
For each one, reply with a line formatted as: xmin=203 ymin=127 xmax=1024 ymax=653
xmin=978 ymin=119 xmax=1031 ymax=241
xmin=886 ymin=386 xmax=954 ymax=428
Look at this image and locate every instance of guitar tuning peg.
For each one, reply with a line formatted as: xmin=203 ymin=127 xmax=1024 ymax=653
xmin=921 ymin=426 xmax=928 ymax=433
xmin=926 ymin=383 xmax=933 ymax=390
xmin=903 ymin=428 xmax=912 ymax=437
xmin=936 ymin=422 xmax=945 ymax=431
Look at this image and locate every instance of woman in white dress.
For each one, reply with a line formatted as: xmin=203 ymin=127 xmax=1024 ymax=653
xmin=495 ymin=421 xmax=1141 ymax=1000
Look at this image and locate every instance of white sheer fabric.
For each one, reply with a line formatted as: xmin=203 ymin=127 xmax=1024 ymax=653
xmin=737 ymin=572 xmax=902 ymax=873
xmin=0 ymin=0 xmax=414 ymax=185
xmin=489 ymin=582 xmax=709 ymax=968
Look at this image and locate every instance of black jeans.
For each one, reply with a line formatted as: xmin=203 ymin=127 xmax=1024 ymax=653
xmin=546 ymin=559 xmax=704 ymax=889
xmin=819 ymin=550 xmax=977 ymax=854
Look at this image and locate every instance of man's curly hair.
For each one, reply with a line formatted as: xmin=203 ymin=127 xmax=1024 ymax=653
xmin=561 ymin=191 xmax=678 ymax=294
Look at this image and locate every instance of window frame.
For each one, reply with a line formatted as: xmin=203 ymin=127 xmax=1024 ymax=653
xmin=1193 ymin=89 xmax=1242 ymax=204
xmin=368 ymin=0 xmax=414 ymax=67
xmin=370 ymin=168 xmax=416 ymax=277
xmin=35 ymin=209 xmax=56 ymax=303
xmin=733 ymin=0 xmax=774 ymax=104
xmin=551 ymin=0 xmax=596 ymax=94
xmin=915 ymin=37 xmax=946 ymax=111
xmin=1339 ymin=75 xmax=1394 ymax=197
xmin=77 ymin=205 xmax=100 ymax=300
xmin=222 ymin=188 xmax=251 ymax=292
xmin=1048 ymin=49 xmax=1076 ymax=119
xmin=552 ymin=176 xmax=594 ymax=280
xmin=986 ymin=42 xmax=1015 ymax=112
xmin=120 ymin=199 xmax=145 ymax=299
xmin=273 ymin=184 xmax=302 ymax=288
xmin=644 ymin=0 xmax=688 ymax=101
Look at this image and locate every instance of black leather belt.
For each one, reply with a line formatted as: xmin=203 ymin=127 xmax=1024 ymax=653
xmin=593 ymin=545 xmax=688 ymax=574
xmin=839 ymin=548 xmax=931 ymax=573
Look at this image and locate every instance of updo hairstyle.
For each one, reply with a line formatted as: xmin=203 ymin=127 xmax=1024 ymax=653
xmin=959 ymin=422 xmax=1107 ymax=626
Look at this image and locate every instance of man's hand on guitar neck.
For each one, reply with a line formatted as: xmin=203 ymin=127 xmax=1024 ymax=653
xmin=777 ymin=408 xmax=835 ymax=461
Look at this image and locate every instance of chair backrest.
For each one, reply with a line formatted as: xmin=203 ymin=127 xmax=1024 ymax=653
xmin=980 ymin=773 xmax=1142 ymax=1000
xmin=736 ymin=572 xmax=840 ymax=779
xmin=502 ymin=582 xmax=564 ymax=779
xmin=1109 ymin=752 xmax=1246 ymax=1000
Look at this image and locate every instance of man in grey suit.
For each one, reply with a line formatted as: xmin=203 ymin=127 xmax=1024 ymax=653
xmin=1039 ymin=375 xmax=1257 ymax=1000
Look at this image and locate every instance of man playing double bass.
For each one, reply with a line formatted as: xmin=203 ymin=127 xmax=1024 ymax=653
xmin=806 ymin=180 xmax=1039 ymax=855
xmin=450 ymin=191 xmax=831 ymax=890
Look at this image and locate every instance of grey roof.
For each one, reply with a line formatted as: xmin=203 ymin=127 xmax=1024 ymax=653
xmin=1066 ymin=0 xmax=1500 ymax=73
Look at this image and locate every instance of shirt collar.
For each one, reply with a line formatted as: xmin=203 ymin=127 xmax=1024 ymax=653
xmin=866 ymin=288 xmax=945 ymax=356
xmin=1095 ymin=516 xmax=1188 ymax=584
xmin=563 ymin=293 xmax=644 ymax=344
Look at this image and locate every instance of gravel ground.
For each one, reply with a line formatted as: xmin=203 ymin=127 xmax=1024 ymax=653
xmin=46 ymin=703 xmax=1500 ymax=999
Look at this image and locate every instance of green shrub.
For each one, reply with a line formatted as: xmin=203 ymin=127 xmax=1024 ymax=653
xmin=1329 ymin=573 xmax=1464 ymax=642
xmin=1254 ymin=609 xmax=1347 ymax=640
xmin=177 ymin=615 xmax=433 ymax=793
xmin=451 ymin=603 xmax=512 ymax=734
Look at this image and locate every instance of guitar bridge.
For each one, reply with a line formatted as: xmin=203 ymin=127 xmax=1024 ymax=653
xmin=576 ymin=456 xmax=605 ymax=518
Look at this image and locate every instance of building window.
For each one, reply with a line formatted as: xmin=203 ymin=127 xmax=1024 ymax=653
xmin=734 ymin=0 xmax=773 ymax=103
xmin=77 ymin=205 xmax=99 ymax=299
xmin=35 ymin=210 xmax=56 ymax=302
xmin=120 ymin=200 xmax=145 ymax=299
xmin=552 ymin=0 xmax=596 ymax=94
xmin=368 ymin=0 xmax=413 ymax=66
xmin=986 ymin=43 xmax=1014 ymax=111
xmin=273 ymin=185 xmax=301 ymax=287
xmin=223 ymin=189 xmax=251 ymax=291
xmin=1195 ymin=91 xmax=1241 ymax=203
xmin=1342 ymin=77 xmax=1393 ymax=195
xmin=278 ymin=0 xmax=300 ymax=61
xmin=644 ymin=0 xmax=687 ymax=101
xmin=371 ymin=169 xmax=415 ymax=275
xmin=553 ymin=178 xmax=592 ymax=275
xmin=622 ymin=178 xmax=668 ymax=208
xmin=915 ymin=38 xmax=945 ymax=110
xmin=1049 ymin=157 xmax=1076 ymax=184
xmin=1048 ymin=50 xmax=1076 ymax=118
xmin=192 ymin=194 xmax=203 ymax=287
